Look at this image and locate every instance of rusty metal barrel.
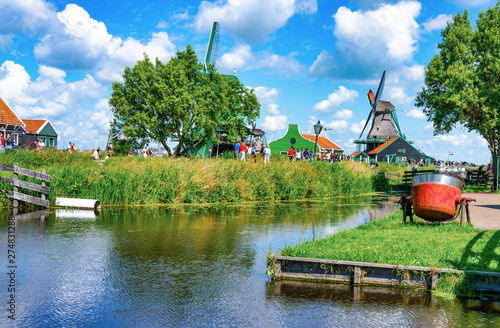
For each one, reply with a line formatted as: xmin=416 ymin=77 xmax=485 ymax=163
xmin=411 ymin=174 xmax=464 ymax=221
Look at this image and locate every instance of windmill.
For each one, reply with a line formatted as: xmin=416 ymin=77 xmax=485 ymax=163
xmin=357 ymin=71 xmax=404 ymax=152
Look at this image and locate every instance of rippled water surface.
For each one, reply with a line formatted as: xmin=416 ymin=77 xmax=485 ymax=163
xmin=1 ymin=194 xmax=499 ymax=327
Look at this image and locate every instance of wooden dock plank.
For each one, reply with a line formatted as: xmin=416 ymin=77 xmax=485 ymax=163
xmin=8 ymin=191 xmax=50 ymax=208
xmin=1 ymin=177 xmax=50 ymax=194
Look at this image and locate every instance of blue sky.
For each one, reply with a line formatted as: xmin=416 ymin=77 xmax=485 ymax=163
xmin=0 ymin=0 xmax=496 ymax=164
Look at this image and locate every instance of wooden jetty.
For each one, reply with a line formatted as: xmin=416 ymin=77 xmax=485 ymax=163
xmin=1 ymin=162 xmax=50 ymax=208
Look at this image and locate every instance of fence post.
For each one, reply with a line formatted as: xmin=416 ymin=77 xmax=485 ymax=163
xmin=41 ymin=169 xmax=46 ymax=203
xmin=13 ymin=162 xmax=18 ymax=209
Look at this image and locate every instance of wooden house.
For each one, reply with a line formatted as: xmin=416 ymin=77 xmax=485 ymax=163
xmin=269 ymin=123 xmax=343 ymax=155
xmin=0 ymin=97 xmax=26 ymax=147
xmin=22 ymin=119 xmax=59 ymax=149
xmin=366 ymin=136 xmax=433 ymax=164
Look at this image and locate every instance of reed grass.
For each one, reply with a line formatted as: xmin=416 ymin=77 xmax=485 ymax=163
xmin=0 ymin=151 xmax=382 ymax=207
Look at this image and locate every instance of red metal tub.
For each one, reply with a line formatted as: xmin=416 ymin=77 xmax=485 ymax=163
xmin=411 ymin=174 xmax=464 ymax=221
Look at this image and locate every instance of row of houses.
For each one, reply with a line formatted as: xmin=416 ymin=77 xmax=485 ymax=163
xmin=0 ymin=97 xmax=58 ymax=149
xmin=268 ymin=123 xmax=433 ymax=164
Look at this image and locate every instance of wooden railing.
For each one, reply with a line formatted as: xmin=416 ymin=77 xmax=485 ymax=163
xmin=1 ymin=162 xmax=50 ymax=208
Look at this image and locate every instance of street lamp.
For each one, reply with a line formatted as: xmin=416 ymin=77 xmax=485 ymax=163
xmin=313 ymin=120 xmax=323 ymax=159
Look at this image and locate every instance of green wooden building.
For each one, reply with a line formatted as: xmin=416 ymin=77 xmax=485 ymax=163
xmin=23 ymin=119 xmax=59 ymax=148
xmin=268 ymin=124 xmax=343 ymax=155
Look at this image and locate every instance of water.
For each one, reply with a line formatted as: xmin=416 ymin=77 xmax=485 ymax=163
xmin=1 ymin=194 xmax=499 ymax=327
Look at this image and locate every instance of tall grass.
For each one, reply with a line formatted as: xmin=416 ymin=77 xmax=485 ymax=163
xmin=0 ymin=151 xmax=381 ymax=207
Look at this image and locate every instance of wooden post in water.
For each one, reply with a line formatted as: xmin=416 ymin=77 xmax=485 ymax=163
xmin=13 ymin=162 xmax=18 ymax=209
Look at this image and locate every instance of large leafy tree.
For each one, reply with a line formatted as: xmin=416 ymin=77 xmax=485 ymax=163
xmin=415 ymin=2 xmax=500 ymax=171
xmin=109 ymin=46 xmax=260 ymax=157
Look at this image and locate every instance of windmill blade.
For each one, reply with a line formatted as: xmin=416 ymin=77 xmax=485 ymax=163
xmin=358 ymin=108 xmax=374 ymax=139
xmin=204 ymin=22 xmax=220 ymax=72
xmin=372 ymin=70 xmax=386 ymax=107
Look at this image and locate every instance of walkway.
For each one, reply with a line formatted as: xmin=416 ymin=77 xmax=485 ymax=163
xmin=462 ymin=193 xmax=500 ymax=230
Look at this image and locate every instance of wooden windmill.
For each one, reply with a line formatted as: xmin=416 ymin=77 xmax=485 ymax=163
xmin=357 ymin=71 xmax=404 ymax=152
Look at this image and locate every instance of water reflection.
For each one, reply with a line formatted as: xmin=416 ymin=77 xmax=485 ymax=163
xmin=0 ymin=194 xmax=498 ymax=327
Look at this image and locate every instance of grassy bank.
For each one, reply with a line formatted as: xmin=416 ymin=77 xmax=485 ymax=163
xmin=0 ymin=150 xmax=386 ymax=208
xmin=279 ymin=211 xmax=499 ymax=296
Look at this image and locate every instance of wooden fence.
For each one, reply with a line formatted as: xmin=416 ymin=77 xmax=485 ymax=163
xmin=1 ymin=162 xmax=50 ymax=208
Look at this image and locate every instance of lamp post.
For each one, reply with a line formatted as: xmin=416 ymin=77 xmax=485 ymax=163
xmin=313 ymin=121 xmax=323 ymax=159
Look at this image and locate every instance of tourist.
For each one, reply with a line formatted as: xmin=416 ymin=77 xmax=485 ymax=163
xmin=487 ymin=163 xmax=493 ymax=171
xmin=303 ymin=148 xmax=309 ymax=161
xmin=234 ymin=141 xmax=240 ymax=159
xmin=296 ymin=148 xmax=302 ymax=161
xmin=67 ymin=142 xmax=72 ymax=152
xmin=260 ymin=143 xmax=265 ymax=159
xmin=97 ymin=147 xmax=101 ymax=157
xmin=38 ymin=138 xmax=45 ymax=151
xmin=239 ymin=142 xmax=247 ymax=161
xmin=0 ymin=134 xmax=3 ymax=152
xmin=5 ymin=134 xmax=13 ymax=150
xmin=371 ymin=160 xmax=376 ymax=170
xmin=92 ymin=148 xmax=99 ymax=160
xmin=288 ymin=146 xmax=295 ymax=161
xmin=264 ymin=145 xmax=271 ymax=163
xmin=412 ymin=160 xmax=419 ymax=173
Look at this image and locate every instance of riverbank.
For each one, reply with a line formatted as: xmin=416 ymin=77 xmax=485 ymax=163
xmin=0 ymin=150 xmax=385 ymax=208
xmin=275 ymin=211 xmax=500 ymax=297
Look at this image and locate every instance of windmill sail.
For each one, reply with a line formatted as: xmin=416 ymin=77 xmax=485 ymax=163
xmin=359 ymin=71 xmax=386 ymax=139
xmin=204 ymin=22 xmax=220 ymax=72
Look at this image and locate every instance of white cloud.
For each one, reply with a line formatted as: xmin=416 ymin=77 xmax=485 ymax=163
xmin=308 ymin=50 xmax=336 ymax=79
xmin=194 ymin=0 xmax=317 ymax=43
xmin=157 ymin=20 xmax=169 ymax=29
xmin=313 ymin=86 xmax=358 ymax=113
xmin=31 ymin=4 xmax=177 ymax=82
xmin=0 ymin=0 xmax=57 ymax=51
xmin=406 ymin=108 xmax=426 ymax=119
xmin=262 ymin=114 xmax=288 ymax=131
xmin=350 ymin=120 xmax=366 ymax=134
xmin=0 ymin=61 xmax=32 ymax=100
xmin=171 ymin=10 xmax=190 ymax=21
xmin=219 ymin=44 xmax=303 ymax=76
xmin=332 ymin=109 xmax=353 ymax=120
xmin=422 ymin=14 xmax=452 ymax=33
xmin=253 ymin=86 xmax=279 ymax=104
xmin=402 ymin=64 xmax=425 ymax=81
xmin=433 ymin=134 xmax=473 ymax=147
xmin=424 ymin=123 xmax=434 ymax=131
xmin=267 ymin=103 xmax=281 ymax=115
xmin=311 ymin=1 xmax=421 ymax=79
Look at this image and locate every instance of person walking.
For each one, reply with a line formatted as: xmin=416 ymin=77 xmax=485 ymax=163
xmin=5 ymin=134 xmax=13 ymax=150
xmin=288 ymin=146 xmax=295 ymax=161
xmin=239 ymin=142 xmax=247 ymax=161
xmin=234 ymin=141 xmax=240 ymax=159
xmin=264 ymin=145 xmax=271 ymax=163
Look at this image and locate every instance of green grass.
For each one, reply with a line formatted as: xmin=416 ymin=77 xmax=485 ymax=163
xmin=279 ymin=211 xmax=500 ymax=296
xmin=280 ymin=211 xmax=499 ymax=272
xmin=0 ymin=150 xmax=381 ymax=207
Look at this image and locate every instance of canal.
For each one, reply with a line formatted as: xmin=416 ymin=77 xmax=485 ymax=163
xmin=1 ymin=194 xmax=499 ymax=327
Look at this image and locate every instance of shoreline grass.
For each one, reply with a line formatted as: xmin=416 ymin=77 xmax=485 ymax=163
xmin=278 ymin=210 xmax=499 ymax=296
xmin=0 ymin=150 xmax=385 ymax=208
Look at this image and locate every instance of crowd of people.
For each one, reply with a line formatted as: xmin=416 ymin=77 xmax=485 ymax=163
xmin=0 ymin=134 xmax=14 ymax=151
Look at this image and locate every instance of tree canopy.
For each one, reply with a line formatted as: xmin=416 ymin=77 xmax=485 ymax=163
xmin=109 ymin=45 xmax=260 ymax=157
xmin=415 ymin=2 xmax=500 ymax=164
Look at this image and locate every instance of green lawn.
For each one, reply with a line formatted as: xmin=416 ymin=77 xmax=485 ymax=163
xmin=280 ymin=210 xmax=499 ymax=273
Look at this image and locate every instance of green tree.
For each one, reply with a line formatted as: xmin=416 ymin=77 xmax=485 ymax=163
xmin=109 ymin=46 xmax=260 ymax=157
xmin=415 ymin=2 xmax=500 ymax=174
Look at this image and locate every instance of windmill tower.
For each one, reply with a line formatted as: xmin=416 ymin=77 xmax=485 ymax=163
xmin=355 ymin=71 xmax=404 ymax=153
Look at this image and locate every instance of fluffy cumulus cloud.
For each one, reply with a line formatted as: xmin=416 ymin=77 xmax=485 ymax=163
xmin=406 ymin=108 xmax=426 ymax=119
xmin=262 ymin=113 xmax=287 ymax=132
xmin=332 ymin=108 xmax=353 ymax=120
xmin=219 ymin=44 xmax=303 ymax=76
xmin=0 ymin=59 xmax=110 ymax=149
xmin=194 ymin=0 xmax=317 ymax=43
xmin=0 ymin=0 xmax=57 ymax=51
xmin=31 ymin=4 xmax=177 ymax=81
xmin=253 ymin=86 xmax=279 ymax=104
xmin=350 ymin=120 xmax=366 ymax=134
xmin=313 ymin=86 xmax=358 ymax=113
xmin=310 ymin=1 xmax=421 ymax=79
xmin=422 ymin=14 xmax=452 ymax=33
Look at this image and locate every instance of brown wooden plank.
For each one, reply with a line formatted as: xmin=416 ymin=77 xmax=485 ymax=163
xmin=8 ymin=191 xmax=50 ymax=207
xmin=13 ymin=166 xmax=51 ymax=182
xmin=0 ymin=163 xmax=14 ymax=172
xmin=11 ymin=179 xmax=50 ymax=194
xmin=1 ymin=176 xmax=13 ymax=184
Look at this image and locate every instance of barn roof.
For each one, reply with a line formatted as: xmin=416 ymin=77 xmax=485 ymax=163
xmin=0 ymin=97 xmax=24 ymax=127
